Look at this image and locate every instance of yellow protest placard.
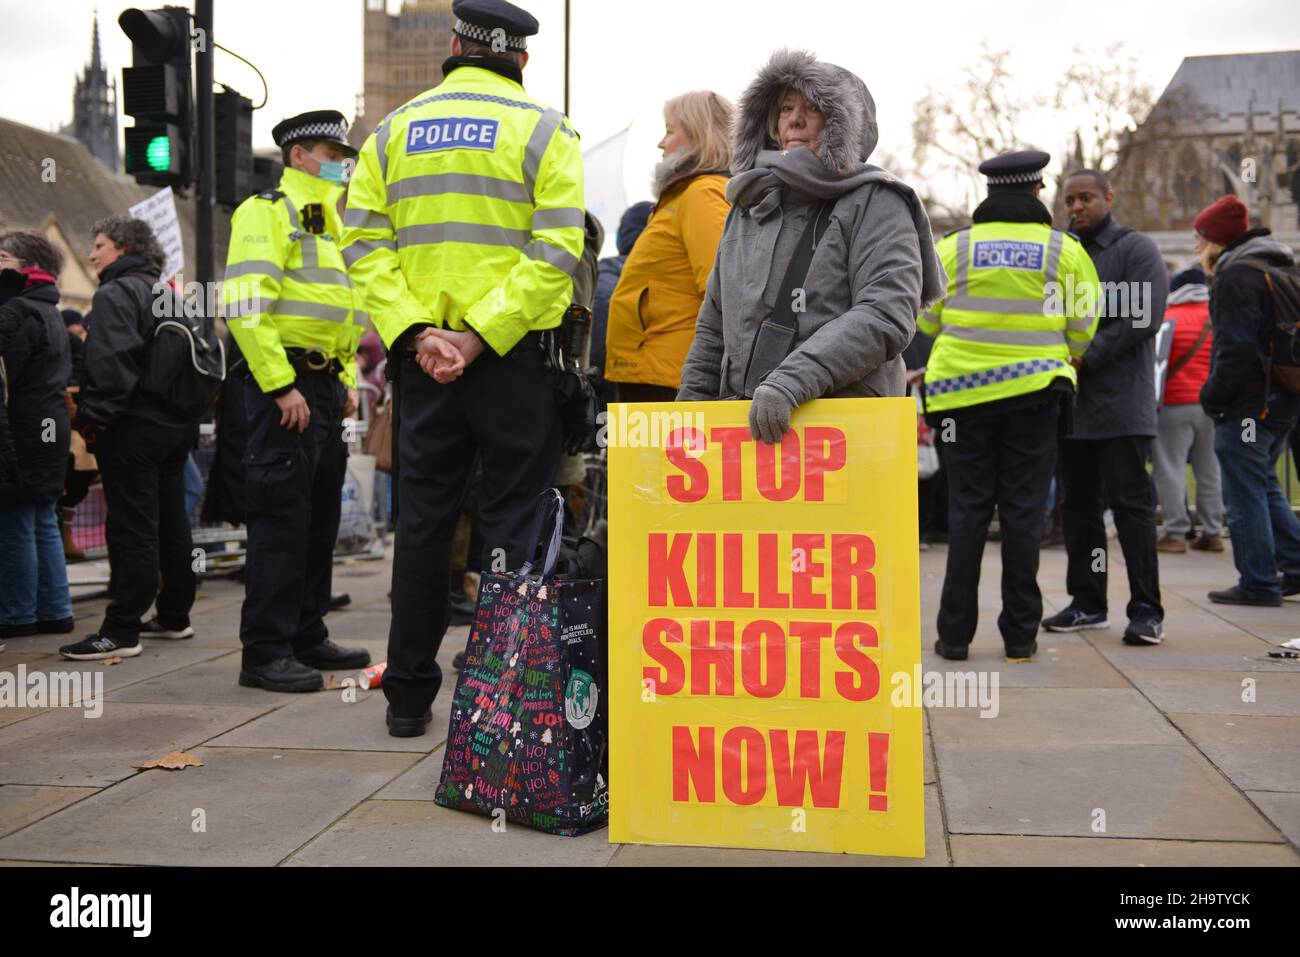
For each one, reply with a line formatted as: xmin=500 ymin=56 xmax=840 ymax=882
xmin=607 ymin=398 xmax=924 ymax=857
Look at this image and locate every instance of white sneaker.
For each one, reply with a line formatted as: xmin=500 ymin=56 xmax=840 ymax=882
xmin=140 ymin=617 xmax=195 ymax=640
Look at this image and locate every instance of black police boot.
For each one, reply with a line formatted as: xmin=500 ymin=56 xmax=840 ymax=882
xmin=239 ymin=657 xmax=324 ymax=693
xmin=295 ymin=638 xmax=371 ymax=670
xmin=329 ymin=592 xmax=351 ymax=610
xmin=386 ymin=705 xmax=432 ymax=738
xmin=933 ymin=639 xmax=968 ymax=661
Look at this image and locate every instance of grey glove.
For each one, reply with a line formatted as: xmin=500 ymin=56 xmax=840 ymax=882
xmin=749 ymin=384 xmax=795 ymax=444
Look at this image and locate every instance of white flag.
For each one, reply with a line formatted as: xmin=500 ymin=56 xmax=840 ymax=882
xmin=583 ymin=126 xmax=631 ymax=258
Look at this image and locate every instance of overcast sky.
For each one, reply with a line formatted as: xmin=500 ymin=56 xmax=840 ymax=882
xmin=3 ymin=0 xmax=1298 ymax=209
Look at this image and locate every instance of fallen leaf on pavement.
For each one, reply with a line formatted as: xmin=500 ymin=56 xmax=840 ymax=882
xmin=135 ymin=751 xmax=204 ymax=771
xmin=99 ymin=657 xmax=123 ymax=666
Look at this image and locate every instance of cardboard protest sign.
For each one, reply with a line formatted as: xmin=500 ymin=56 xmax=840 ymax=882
xmin=607 ymin=398 xmax=924 ymax=857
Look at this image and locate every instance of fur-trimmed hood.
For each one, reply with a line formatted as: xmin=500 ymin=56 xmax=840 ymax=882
xmin=732 ymin=49 xmax=878 ymax=175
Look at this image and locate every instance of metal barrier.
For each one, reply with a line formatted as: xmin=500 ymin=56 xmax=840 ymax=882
xmin=67 ymin=378 xmax=392 ymax=581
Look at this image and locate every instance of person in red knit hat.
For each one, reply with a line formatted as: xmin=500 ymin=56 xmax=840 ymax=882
xmin=1153 ymin=266 xmax=1224 ymax=553
xmin=1194 ymin=195 xmax=1300 ymax=605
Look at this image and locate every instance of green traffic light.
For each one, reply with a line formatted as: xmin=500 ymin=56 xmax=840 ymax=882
xmin=146 ymin=134 xmax=171 ymax=171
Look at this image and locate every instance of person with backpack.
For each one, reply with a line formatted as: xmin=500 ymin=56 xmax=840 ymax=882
xmin=1194 ymin=195 xmax=1300 ymax=605
xmin=61 ymin=218 xmax=200 ymax=660
xmin=1153 ymin=266 xmax=1225 ymax=553
xmin=223 ymin=108 xmax=371 ymax=693
xmin=0 ymin=233 xmax=74 ymax=647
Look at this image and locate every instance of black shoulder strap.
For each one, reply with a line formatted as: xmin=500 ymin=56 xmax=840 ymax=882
xmin=1166 ymin=319 xmax=1211 ymax=382
xmin=740 ymin=197 xmax=839 ymax=397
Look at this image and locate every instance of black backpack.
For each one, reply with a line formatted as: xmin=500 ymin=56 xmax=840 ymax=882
xmin=1235 ymin=258 xmax=1300 ymax=395
xmin=135 ymin=277 xmax=227 ymax=417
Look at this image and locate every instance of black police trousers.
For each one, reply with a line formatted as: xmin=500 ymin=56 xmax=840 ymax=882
xmin=385 ymin=338 xmax=561 ymax=718
xmin=238 ymin=371 xmax=347 ymax=669
xmin=95 ymin=417 xmax=198 ymax=643
xmin=935 ymin=394 xmax=1059 ymax=650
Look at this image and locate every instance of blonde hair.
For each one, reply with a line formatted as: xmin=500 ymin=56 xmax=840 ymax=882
xmin=1198 ymin=239 xmax=1225 ymax=276
xmin=664 ymin=90 xmax=734 ymax=178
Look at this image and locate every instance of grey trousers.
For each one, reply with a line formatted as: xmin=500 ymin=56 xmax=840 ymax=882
xmin=1153 ymin=402 xmax=1224 ymax=536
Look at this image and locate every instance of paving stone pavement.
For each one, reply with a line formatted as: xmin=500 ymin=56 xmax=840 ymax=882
xmin=0 ymin=542 xmax=1295 ymax=866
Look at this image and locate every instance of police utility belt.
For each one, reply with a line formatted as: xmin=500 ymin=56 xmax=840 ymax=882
xmin=285 ymin=346 xmax=344 ymax=377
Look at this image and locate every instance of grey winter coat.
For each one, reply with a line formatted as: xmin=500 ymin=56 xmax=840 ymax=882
xmin=1071 ymin=216 xmax=1169 ymax=440
xmin=677 ymin=49 xmax=946 ymax=406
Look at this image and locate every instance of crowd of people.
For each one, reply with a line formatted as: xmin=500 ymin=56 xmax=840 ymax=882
xmin=1 ymin=0 xmax=1296 ymax=721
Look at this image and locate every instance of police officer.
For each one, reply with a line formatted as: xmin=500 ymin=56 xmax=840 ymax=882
xmin=224 ymin=110 xmax=371 ymax=692
xmin=342 ymin=0 xmax=584 ymax=736
xmin=919 ymin=150 xmax=1100 ymax=661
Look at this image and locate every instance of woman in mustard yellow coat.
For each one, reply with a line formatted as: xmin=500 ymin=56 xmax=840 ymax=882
xmin=604 ymin=91 xmax=733 ymax=401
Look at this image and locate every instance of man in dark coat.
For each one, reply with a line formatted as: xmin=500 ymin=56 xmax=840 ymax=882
xmin=1044 ymin=169 xmax=1169 ymax=645
xmin=61 ymin=217 xmax=201 ymax=660
xmin=0 ymin=233 xmax=75 ymax=642
xmin=1194 ymin=195 xmax=1300 ymax=605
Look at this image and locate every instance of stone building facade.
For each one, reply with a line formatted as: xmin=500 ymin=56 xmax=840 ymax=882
xmin=350 ymin=0 xmax=456 ymax=148
xmin=1111 ymin=51 xmax=1300 ymax=236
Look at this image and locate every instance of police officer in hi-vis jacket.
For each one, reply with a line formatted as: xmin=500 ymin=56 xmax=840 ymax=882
xmin=342 ymin=0 xmax=585 ymax=737
xmin=920 ymin=150 xmax=1100 ymax=662
xmin=224 ymin=109 xmax=372 ymax=692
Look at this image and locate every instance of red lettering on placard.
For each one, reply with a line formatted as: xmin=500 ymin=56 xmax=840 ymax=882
xmin=756 ymin=534 xmax=791 ymax=608
xmin=803 ymin=427 xmax=846 ymax=502
xmin=755 ymin=430 xmax=801 ymax=501
xmin=740 ymin=620 xmax=786 ymax=698
xmin=672 ymin=725 xmax=715 ymax=802
xmin=830 ymin=534 xmax=876 ymax=610
xmin=648 ymin=533 xmax=692 ymax=607
xmin=690 ymin=619 xmax=735 ymax=696
xmin=791 ymin=533 xmax=827 ymax=609
xmin=789 ymin=620 xmax=831 ymax=698
xmin=711 ymin=427 xmax=750 ymax=501
xmin=770 ymin=729 xmax=846 ymax=808
xmin=665 ymin=427 xmax=707 ymax=502
xmin=833 ymin=621 xmax=880 ymax=702
xmin=721 ymin=726 xmax=766 ymax=805
xmin=642 ymin=618 xmax=684 ymax=695
xmin=721 ymin=534 xmax=754 ymax=607
xmin=696 ymin=533 xmax=716 ymax=607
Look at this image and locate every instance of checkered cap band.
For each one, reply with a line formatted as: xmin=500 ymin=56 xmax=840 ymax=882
xmin=986 ymin=169 xmax=1044 ymax=185
xmin=280 ymin=120 xmax=348 ymax=145
xmin=454 ymin=18 xmax=527 ymax=50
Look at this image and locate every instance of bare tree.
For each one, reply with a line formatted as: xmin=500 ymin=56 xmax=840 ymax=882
xmin=1053 ymin=44 xmax=1155 ymax=175
xmin=911 ymin=43 xmax=1041 ymax=220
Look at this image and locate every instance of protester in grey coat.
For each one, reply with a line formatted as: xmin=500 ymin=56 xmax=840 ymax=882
xmin=677 ymin=48 xmax=946 ymax=442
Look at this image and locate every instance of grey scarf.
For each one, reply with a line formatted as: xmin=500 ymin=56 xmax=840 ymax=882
xmin=727 ymin=147 xmax=948 ymax=310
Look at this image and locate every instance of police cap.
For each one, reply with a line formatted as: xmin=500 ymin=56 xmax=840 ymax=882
xmin=978 ymin=149 xmax=1051 ymax=188
xmin=452 ymin=0 xmax=539 ymax=52
xmin=272 ymin=110 xmax=358 ymax=158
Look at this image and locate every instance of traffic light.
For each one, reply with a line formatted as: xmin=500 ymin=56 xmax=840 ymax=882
xmin=215 ymin=89 xmax=253 ymax=206
xmin=119 ymin=6 xmax=193 ymax=188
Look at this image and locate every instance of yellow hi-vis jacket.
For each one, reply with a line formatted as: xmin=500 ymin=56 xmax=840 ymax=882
xmin=918 ymin=221 xmax=1101 ymax=413
xmin=222 ymin=166 xmax=365 ymax=393
xmin=341 ymin=64 xmax=585 ymax=355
